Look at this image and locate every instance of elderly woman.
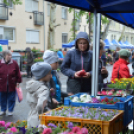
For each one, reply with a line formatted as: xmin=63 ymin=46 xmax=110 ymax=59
xmin=0 ymin=50 xmax=22 ymax=116
xmin=61 ymin=32 xmax=92 ymax=94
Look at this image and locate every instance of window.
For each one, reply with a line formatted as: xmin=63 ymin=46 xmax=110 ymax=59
xmin=62 ymin=33 xmax=68 ymax=44
xmin=126 ymin=36 xmax=128 ymax=41
xmin=75 ymin=19 xmax=80 ymax=31
xmin=84 ymin=26 xmax=86 ymax=32
xmin=26 ymin=30 xmax=39 ymax=43
xmin=75 ymin=10 xmax=82 ymax=22
xmin=111 ymin=35 xmax=113 ymax=41
xmin=123 ymin=36 xmax=125 ymax=42
xmin=114 ymin=35 xmax=116 ymax=40
xmin=47 ymin=2 xmax=50 ymax=16
xmin=62 ymin=7 xmax=67 ymax=20
xmin=131 ymin=37 xmax=133 ymax=44
xmin=0 ymin=0 xmax=13 ymax=8
xmin=0 ymin=27 xmax=15 ymax=41
xmin=25 ymin=0 xmax=38 ymax=12
xmin=120 ymin=24 xmax=123 ymax=30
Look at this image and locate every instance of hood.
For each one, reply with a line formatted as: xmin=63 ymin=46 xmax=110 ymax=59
xmin=75 ymin=32 xmax=90 ymax=52
xmin=26 ymin=79 xmax=43 ymax=94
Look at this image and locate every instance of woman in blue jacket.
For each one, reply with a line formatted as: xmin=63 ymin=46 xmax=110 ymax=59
xmin=61 ymin=32 xmax=92 ymax=94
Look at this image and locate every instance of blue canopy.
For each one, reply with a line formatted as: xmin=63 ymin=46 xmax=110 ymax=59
xmin=46 ymin=0 xmax=134 ymax=29
xmin=104 ymin=39 xmax=112 ymax=49
xmin=119 ymin=41 xmax=127 ymax=49
xmin=111 ymin=39 xmax=120 ymax=45
xmin=0 ymin=40 xmax=8 ymax=45
xmin=62 ymin=40 xmax=75 ymax=48
xmin=124 ymin=40 xmax=133 ymax=49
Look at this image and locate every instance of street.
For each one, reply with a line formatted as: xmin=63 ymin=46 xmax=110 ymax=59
xmin=0 ymin=64 xmax=133 ymax=122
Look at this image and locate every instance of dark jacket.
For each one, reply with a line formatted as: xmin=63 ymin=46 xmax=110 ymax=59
xmin=27 ymin=52 xmax=34 ymax=65
xmin=61 ymin=32 xmax=92 ymax=94
xmin=98 ymin=59 xmax=108 ymax=91
xmin=0 ymin=59 xmax=22 ymax=92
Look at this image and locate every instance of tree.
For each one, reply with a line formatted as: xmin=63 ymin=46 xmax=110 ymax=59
xmin=47 ymin=3 xmax=60 ymax=49
xmin=118 ymin=25 xmax=125 ymax=41
xmin=3 ymin=0 xmax=22 ymax=5
xmin=68 ymin=8 xmax=111 ymax=42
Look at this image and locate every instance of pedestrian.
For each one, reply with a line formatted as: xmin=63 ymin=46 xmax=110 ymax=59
xmin=101 ymin=51 xmax=107 ymax=66
xmin=25 ymin=47 xmax=34 ymax=78
xmin=114 ymin=47 xmax=120 ymax=62
xmin=26 ymin=62 xmax=52 ymax=128
xmin=57 ymin=49 xmax=64 ymax=59
xmin=43 ymin=50 xmax=72 ymax=108
xmin=111 ymin=49 xmax=132 ymax=82
xmin=61 ymin=32 xmax=92 ymax=94
xmin=0 ymin=50 xmax=22 ymax=116
xmin=62 ymin=48 xmax=67 ymax=57
xmin=99 ymin=40 xmax=108 ymax=91
xmin=0 ymin=44 xmax=3 ymax=52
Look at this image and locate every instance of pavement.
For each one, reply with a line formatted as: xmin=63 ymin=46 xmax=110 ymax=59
xmin=0 ymin=64 xmax=133 ymax=122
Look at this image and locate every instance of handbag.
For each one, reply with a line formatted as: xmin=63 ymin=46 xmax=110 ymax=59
xmin=16 ymin=86 xmax=23 ymax=102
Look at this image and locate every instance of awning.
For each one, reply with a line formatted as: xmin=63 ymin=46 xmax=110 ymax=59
xmin=62 ymin=40 xmax=75 ymax=48
xmin=0 ymin=40 xmax=8 ymax=45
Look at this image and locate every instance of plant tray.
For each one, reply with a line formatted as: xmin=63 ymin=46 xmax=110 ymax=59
xmin=64 ymin=93 xmax=133 ymax=127
xmin=98 ymin=88 xmax=133 ymax=97
xmin=39 ymin=107 xmax=124 ymax=134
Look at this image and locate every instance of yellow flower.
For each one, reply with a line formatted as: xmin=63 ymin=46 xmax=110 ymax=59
xmin=114 ymin=78 xmax=118 ymax=82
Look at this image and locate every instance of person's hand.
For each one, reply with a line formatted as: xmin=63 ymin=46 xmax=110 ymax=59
xmin=101 ymin=66 xmax=108 ymax=74
xmin=50 ymin=88 xmax=55 ymax=96
xmin=52 ymin=98 xmax=59 ymax=105
xmin=68 ymin=93 xmax=73 ymax=96
xmin=83 ymin=72 xmax=91 ymax=78
xmin=74 ymin=71 xmax=82 ymax=78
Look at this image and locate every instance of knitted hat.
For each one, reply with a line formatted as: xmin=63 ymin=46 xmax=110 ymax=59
xmin=119 ymin=49 xmax=131 ymax=58
xmin=43 ymin=50 xmax=59 ymax=64
xmin=31 ymin=62 xmax=51 ymax=80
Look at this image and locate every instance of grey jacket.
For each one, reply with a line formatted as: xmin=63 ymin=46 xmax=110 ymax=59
xmin=26 ymin=79 xmax=49 ymax=128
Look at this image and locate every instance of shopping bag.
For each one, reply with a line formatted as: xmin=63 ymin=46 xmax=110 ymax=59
xmin=16 ymin=87 xmax=23 ymax=102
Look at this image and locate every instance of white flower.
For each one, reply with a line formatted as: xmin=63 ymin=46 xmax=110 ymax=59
xmin=80 ymin=94 xmax=92 ymax=102
xmin=72 ymin=96 xmax=79 ymax=102
xmin=96 ymin=96 xmax=101 ymax=100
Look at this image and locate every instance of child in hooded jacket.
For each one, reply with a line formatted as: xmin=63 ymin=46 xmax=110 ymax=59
xmin=26 ymin=62 xmax=52 ymax=128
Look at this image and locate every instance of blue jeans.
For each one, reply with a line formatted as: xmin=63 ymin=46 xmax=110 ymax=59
xmin=1 ymin=87 xmax=16 ymax=112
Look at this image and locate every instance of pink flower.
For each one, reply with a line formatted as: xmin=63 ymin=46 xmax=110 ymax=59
xmin=101 ymin=91 xmax=107 ymax=95
xmin=97 ymin=91 xmax=101 ymax=95
xmin=77 ymin=132 xmax=83 ymax=134
xmin=81 ymin=128 xmax=88 ymax=134
xmin=107 ymin=91 xmax=113 ymax=95
xmin=10 ymin=127 xmax=17 ymax=133
xmin=0 ymin=121 xmax=5 ymax=127
xmin=68 ymin=132 xmax=75 ymax=134
xmin=72 ymin=127 xmax=81 ymax=133
xmin=42 ymin=128 xmax=52 ymax=134
xmin=118 ymin=90 xmax=122 ymax=93
xmin=5 ymin=122 xmax=11 ymax=128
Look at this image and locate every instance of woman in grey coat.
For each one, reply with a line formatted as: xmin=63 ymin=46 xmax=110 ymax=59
xmin=61 ymin=32 xmax=92 ymax=94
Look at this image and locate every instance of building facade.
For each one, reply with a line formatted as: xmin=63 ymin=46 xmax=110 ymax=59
xmin=0 ymin=0 xmax=89 ymax=51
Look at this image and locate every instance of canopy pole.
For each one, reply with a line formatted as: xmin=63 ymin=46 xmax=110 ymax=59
xmin=95 ymin=13 xmax=101 ymax=96
xmin=91 ymin=9 xmax=97 ymax=96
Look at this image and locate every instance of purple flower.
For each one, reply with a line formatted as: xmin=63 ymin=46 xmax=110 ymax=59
xmin=5 ymin=122 xmax=11 ymax=128
xmin=67 ymin=122 xmax=73 ymax=129
xmin=7 ymin=133 xmax=13 ymax=134
xmin=48 ymin=123 xmax=57 ymax=128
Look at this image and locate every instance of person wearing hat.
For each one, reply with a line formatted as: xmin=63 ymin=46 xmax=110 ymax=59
xmin=111 ymin=49 xmax=132 ymax=82
xmin=26 ymin=62 xmax=52 ymax=128
xmin=43 ymin=50 xmax=71 ymax=107
xmin=61 ymin=32 xmax=92 ymax=94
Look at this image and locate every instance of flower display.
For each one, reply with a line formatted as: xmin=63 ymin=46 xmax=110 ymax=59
xmin=46 ymin=106 xmax=119 ymax=121
xmin=70 ymin=94 xmax=121 ymax=104
xmin=98 ymin=89 xmax=127 ymax=97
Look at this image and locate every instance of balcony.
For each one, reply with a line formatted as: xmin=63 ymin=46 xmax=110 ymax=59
xmin=0 ymin=4 xmax=8 ymax=20
xmin=33 ymin=11 xmax=44 ymax=25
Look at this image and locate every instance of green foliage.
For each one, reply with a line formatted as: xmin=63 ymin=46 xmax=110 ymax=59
xmin=3 ymin=0 xmax=22 ymax=5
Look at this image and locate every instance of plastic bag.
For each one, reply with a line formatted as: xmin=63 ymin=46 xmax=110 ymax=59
xmin=16 ymin=87 xmax=23 ymax=102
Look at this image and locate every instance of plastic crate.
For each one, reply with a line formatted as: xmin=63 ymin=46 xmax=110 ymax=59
xmin=64 ymin=93 xmax=133 ymax=126
xmin=39 ymin=106 xmax=124 ymax=134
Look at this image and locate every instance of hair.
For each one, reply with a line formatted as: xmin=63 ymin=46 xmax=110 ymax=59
xmin=100 ymin=39 xmax=105 ymax=50
xmin=59 ymin=49 xmax=62 ymax=51
xmin=2 ymin=50 xmax=12 ymax=58
xmin=116 ymin=47 xmax=120 ymax=51
xmin=120 ymin=56 xmax=128 ymax=60
xmin=64 ymin=48 xmax=67 ymax=51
